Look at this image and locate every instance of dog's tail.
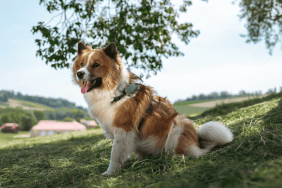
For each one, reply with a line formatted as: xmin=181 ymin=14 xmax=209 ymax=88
xmin=187 ymin=122 xmax=233 ymax=157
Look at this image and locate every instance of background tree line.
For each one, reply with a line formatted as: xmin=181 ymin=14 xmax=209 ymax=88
xmin=174 ymin=87 xmax=281 ymax=104
xmin=0 ymin=90 xmax=87 ymax=112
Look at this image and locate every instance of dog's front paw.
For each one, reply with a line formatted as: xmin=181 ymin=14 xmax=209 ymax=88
xmin=102 ymin=170 xmax=115 ymax=176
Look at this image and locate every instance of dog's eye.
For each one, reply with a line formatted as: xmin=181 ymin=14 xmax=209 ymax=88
xmin=80 ymin=62 xmax=84 ymax=67
xmin=92 ymin=63 xmax=100 ymax=68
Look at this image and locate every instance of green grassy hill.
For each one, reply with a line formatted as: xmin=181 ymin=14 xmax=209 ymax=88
xmin=0 ymin=93 xmax=282 ymax=187
xmin=0 ymin=90 xmax=88 ymax=113
xmin=173 ymin=100 xmax=213 ymax=106
xmin=173 ymin=100 xmax=212 ymax=115
xmin=14 ymin=99 xmax=56 ymax=111
xmin=0 ymin=99 xmax=89 ymax=130
xmin=173 ymin=95 xmax=265 ymax=115
xmin=174 ymin=105 xmax=210 ymax=115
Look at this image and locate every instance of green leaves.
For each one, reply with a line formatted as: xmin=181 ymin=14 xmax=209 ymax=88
xmin=32 ymin=0 xmax=199 ymax=77
xmin=238 ymin=0 xmax=282 ymax=55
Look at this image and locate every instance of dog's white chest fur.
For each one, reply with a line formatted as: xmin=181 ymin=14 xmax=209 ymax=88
xmin=84 ymin=89 xmax=129 ymax=139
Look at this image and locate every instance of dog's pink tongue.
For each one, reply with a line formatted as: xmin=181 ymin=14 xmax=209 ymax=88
xmin=81 ymin=81 xmax=90 ymax=94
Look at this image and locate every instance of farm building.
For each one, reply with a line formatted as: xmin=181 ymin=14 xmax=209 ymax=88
xmin=30 ymin=120 xmax=86 ymax=137
xmin=80 ymin=119 xmax=98 ymax=129
xmin=1 ymin=123 xmax=20 ymax=133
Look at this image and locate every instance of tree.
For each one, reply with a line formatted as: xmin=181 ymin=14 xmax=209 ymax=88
xmin=34 ymin=110 xmax=47 ymax=121
xmin=0 ymin=114 xmax=14 ymax=125
xmin=61 ymin=117 xmax=74 ymax=122
xmin=198 ymin=94 xmax=206 ymax=100
xmin=211 ymin=92 xmax=219 ymax=99
xmin=220 ymin=91 xmax=229 ymax=99
xmin=237 ymin=0 xmax=282 ymax=54
xmin=31 ymin=0 xmax=200 ymax=78
xmin=21 ymin=112 xmax=38 ymax=131
xmin=239 ymin=90 xmax=247 ymax=96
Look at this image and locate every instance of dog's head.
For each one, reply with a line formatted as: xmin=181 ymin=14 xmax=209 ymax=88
xmin=72 ymin=42 xmax=122 ymax=94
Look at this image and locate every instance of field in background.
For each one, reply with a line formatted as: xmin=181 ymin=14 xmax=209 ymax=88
xmin=7 ymin=99 xmax=55 ymax=111
xmin=173 ymin=100 xmax=213 ymax=106
xmin=174 ymin=95 xmax=265 ymax=115
xmin=0 ymin=99 xmax=56 ymax=111
xmin=174 ymin=105 xmax=210 ymax=115
xmin=190 ymin=96 xmax=265 ymax=108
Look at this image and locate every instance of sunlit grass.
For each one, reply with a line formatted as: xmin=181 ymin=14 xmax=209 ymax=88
xmin=0 ymin=95 xmax=282 ymax=187
xmin=174 ymin=105 xmax=210 ymax=115
xmin=16 ymin=99 xmax=55 ymax=111
xmin=173 ymin=100 xmax=213 ymax=106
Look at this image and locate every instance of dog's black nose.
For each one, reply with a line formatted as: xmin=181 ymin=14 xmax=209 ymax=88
xmin=77 ymin=71 xmax=85 ymax=79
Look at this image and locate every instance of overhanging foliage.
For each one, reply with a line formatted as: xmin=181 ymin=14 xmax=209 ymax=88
xmin=32 ymin=0 xmax=200 ymax=78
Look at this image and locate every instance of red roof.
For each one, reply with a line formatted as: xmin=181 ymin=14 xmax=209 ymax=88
xmin=2 ymin=123 xmax=18 ymax=127
xmin=31 ymin=120 xmax=86 ymax=131
xmin=80 ymin=119 xmax=87 ymax=123
xmin=81 ymin=120 xmax=97 ymax=127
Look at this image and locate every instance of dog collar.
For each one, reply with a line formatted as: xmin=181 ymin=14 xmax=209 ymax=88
xmin=111 ymin=83 xmax=136 ymax=103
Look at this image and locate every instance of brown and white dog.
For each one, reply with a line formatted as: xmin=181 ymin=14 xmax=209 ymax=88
xmin=72 ymin=42 xmax=233 ymax=175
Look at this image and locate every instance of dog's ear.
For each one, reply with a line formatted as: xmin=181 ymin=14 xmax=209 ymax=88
xmin=77 ymin=42 xmax=87 ymax=55
xmin=103 ymin=42 xmax=117 ymax=60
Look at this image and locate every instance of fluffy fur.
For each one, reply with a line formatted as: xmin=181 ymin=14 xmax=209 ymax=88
xmin=72 ymin=42 xmax=233 ymax=175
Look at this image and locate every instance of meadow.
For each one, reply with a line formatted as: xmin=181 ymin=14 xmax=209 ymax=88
xmin=16 ymin=99 xmax=56 ymax=111
xmin=0 ymin=93 xmax=282 ymax=187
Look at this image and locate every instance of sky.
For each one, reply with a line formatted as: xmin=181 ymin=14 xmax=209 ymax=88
xmin=0 ymin=0 xmax=282 ymax=108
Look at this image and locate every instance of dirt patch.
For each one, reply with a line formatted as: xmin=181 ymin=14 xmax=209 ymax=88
xmin=14 ymin=134 xmax=30 ymax=138
xmin=190 ymin=96 xmax=264 ymax=108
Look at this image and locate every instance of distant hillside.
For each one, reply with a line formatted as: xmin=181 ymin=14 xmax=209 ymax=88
xmin=174 ymin=87 xmax=280 ymax=104
xmin=0 ymin=98 xmax=91 ymax=131
xmin=0 ymin=90 xmax=87 ymax=113
xmin=173 ymin=95 xmax=266 ymax=115
xmin=5 ymin=99 xmax=55 ymax=111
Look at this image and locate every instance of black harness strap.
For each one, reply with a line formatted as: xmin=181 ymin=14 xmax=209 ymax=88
xmin=111 ymin=91 xmax=126 ymax=103
xmin=111 ymin=83 xmax=136 ymax=104
xmin=138 ymin=98 xmax=153 ymax=131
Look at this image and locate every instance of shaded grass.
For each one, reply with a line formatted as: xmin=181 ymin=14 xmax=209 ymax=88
xmin=1 ymin=95 xmax=282 ymax=187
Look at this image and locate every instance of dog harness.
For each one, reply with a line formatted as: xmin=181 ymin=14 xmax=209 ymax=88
xmin=111 ymin=83 xmax=137 ymax=103
xmin=111 ymin=83 xmax=153 ymax=130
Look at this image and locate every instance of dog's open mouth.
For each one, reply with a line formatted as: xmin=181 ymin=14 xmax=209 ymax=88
xmin=81 ymin=78 xmax=102 ymax=94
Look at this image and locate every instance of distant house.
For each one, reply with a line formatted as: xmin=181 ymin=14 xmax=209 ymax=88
xmin=30 ymin=120 xmax=86 ymax=137
xmin=80 ymin=119 xmax=97 ymax=129
xmin=1 ymin=123 xmax=20 ymax=133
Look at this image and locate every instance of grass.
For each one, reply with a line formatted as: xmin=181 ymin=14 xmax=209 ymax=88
xmin=173 ymin=100 xmax=213 ymax=115
xmin=15 ymin=99 xmax=55 ymax=111
xmin=174 ymin=105 xmax=210 ymax=115
xmin=173 ymin=100 xmax=213 ymax=107
xmin=1 ymin=94 xmax=282 ymax=187
xmin=0 ymin=131 xmax=30 ymax=144
xmin=0 ymin=101 xmax=8 ymax=107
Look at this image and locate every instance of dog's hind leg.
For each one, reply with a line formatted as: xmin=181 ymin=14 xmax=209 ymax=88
xmin=171 ymin=116 xmax=233 ymax=157
xmin=102 ymin=129 xmax=137 ymax=175
xmin=168 ymin=115 xmax=202 ymax=156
